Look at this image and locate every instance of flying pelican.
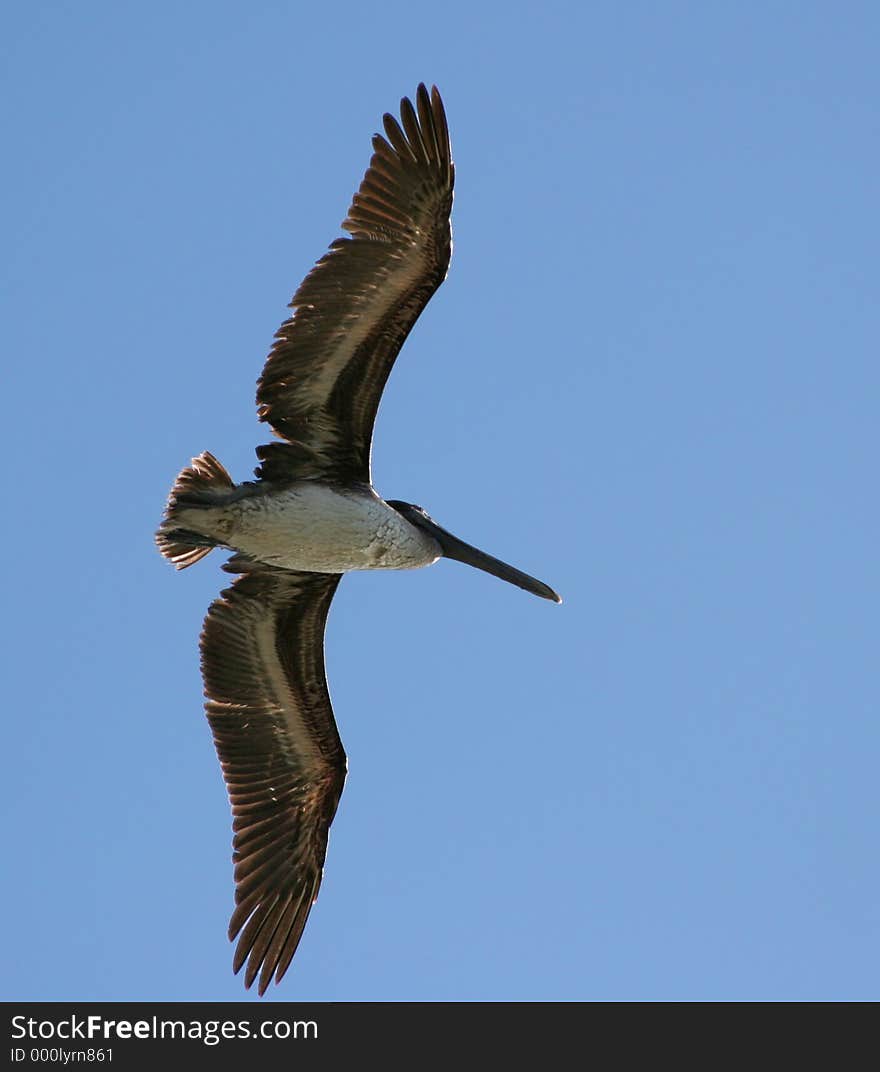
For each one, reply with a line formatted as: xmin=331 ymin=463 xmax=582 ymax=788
xmin=156 ymin=84 xmax=560 ymax=995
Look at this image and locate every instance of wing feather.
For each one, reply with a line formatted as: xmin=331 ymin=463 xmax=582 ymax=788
xmin=200 ymin=562 xmax=345 ymax=994
xmin=255 ymin=84 xmax=454 ymax=484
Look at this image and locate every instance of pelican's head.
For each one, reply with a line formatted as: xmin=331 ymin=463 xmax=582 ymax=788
xmin=387 ymin=500 xmax=561 ymax=604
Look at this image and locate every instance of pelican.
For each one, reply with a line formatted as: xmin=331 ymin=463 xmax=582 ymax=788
xmin=156 ymin=84 xmax=560 ymax=995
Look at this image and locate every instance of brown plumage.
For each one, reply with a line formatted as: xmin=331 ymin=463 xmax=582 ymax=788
xmin=256 ymin=83 xmax=454 ymax=484
xmin=201 ymin=560 xmax=344 ymax=994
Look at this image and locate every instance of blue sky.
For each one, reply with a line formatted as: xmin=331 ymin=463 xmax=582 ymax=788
xmin=3 ymin=2 xmax=878 ymax=1001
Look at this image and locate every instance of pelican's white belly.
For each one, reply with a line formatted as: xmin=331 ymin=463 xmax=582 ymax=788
xmin=221 ymin=484 xmax=441 ymax=573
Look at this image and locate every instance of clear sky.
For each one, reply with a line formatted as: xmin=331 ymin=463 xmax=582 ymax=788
xmin=3 ymin=2 xmax=878 ymax=1001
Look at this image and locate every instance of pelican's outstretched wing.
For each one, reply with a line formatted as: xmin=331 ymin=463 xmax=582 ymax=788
xmin=255 ymin=83 xmax=454 ymax=485
xmin=200 ymin=558 xmax=345 ymax=994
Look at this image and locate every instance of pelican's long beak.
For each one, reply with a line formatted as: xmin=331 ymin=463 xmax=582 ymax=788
xmin=412 ymin=514 xmax=561 ymax=603
xmin=387 ymin=500 xmax=562 ymax=603
xmin=434 ymin=526 xmax=561 ymax=603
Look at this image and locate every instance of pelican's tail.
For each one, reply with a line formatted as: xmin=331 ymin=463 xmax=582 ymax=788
xmin=155 ymin=451 xmax=235 ymax=570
